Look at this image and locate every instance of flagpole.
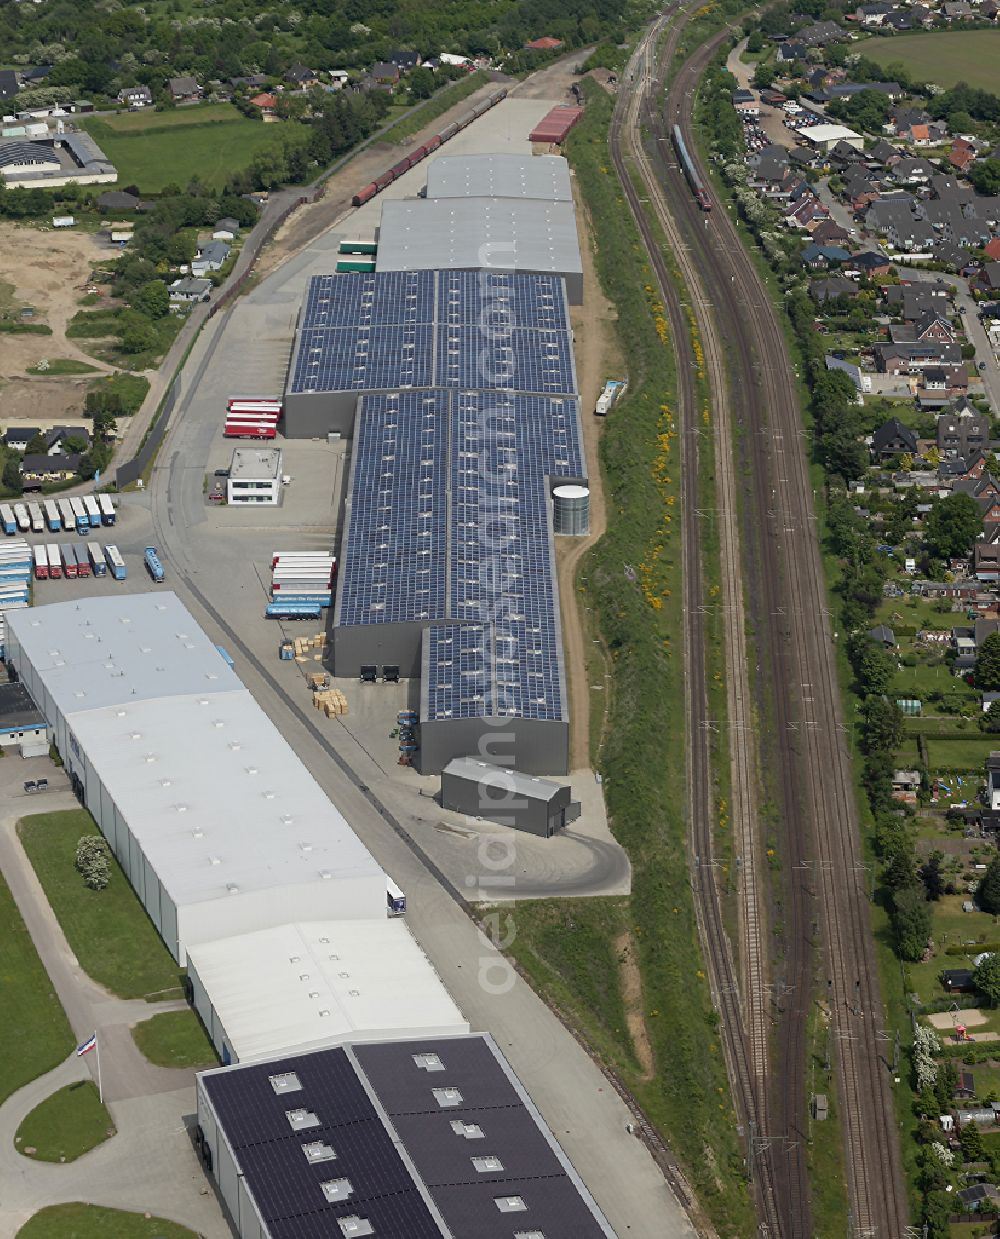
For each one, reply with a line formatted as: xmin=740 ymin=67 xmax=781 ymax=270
xmin=95 ymin=1032 xmax=103 ymax=1105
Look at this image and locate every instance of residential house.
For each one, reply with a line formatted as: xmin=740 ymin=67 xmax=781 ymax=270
xmin=957 ymin=1183 xmax=1000 ymax=1211
xmin=44 ymin=426 xmax=89 ymax=456
xmin=942 ymin=0 xmax=976 ymax=17
xmin=883 ymin=10 xmax=913 ymax=29
xmin=985 ymin=237 xmax=1000 ymax=262
xmin=0 ymin=69 xmax=19 ymax=104
xmin=117 ymin=85 xmax=153 ymax=108
xmin=249 ymin=92 xmax=278 ymax=119
xmin=329 ymin=70 xmax=350 ymax=89
xmin=167 ymin=76 xmax=202 ymax=102
xmin=852 ymin=252 xmax=894 ymax=280
xmin=973 ymin=262 xmax=1000 ymax=295
xmin=856 ymin=2 xmax=895 ymax=23
xmin=797 ymin=19 xmax=846 ymax=44
xmin=875 ymin=341 xmax=962 ymax=373
xmin=389 ymin=51 xmax=421 ymax=70
xmin=230 ymin=75 xmax=268 ymax=90
xmin=811 ymin=220 xmax=851 ymax=246
xmin=96 ymin=190 xmax=140 ymax=212
xmin=975 ymin=541 xmax=1000 ymax=580
xmin=191 ymin=240 xmax=230 ymax=274
xmin=869 ymin=624 xmax=897 ymax=647
xmin=938 ymin=405 xmax=989 ymax=457
xmin=918 ymin=365 xmax=968 ymax=408
xmin=891 ymin=156 xmax=934 ymax=185
xmin=950 ymin=137 xmax=977 ymax=173
xmin=897 ymin=120 xmax=931 ymax=145
xmin=954 ymin=1070 xmax=976 ymax=1101
xmin=3 ymin=427 xmax=40 ymax=453
xmin=370 ymin=62 xmax=401 ymax=88
xmin=18 ymin=453 xmax=81 ymax=485
xmin=169 ymin=276 xmax=212 ymax=303
xmin=869 ymin=139 xmax=900 ymax=166
xmin=871 ymin=417 xmax=918 ymax=460
xmin=777 ymin=40 xmax=808 ymax=62
xmin=802 ymin=243 xmax=851 ymax=270
xmin=284 ymin=64 xmax=319 ymax=88
xmin=811 ymin=275 xmax=860 ymax=303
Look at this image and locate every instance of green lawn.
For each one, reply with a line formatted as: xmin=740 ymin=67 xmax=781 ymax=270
xmin=926 ymin=737 xmax=1000 ymax=772
xmin=131 ymin=1010 xmax=217 ymax=1069
xmin=82 ymin=111 xmax=306 ymax=193
xmin=27 ymin=360 xmax=99 ymax=376
xmin=18 ymin=811 xmax=183 ymax=1001
xmin=0 ymin=873 xmax=74 ymax=1105
xmin=15 ymin=1081 xmax=114 ymax=1162
xmin=862 ymin=30 xmax=1000 ymax=93
xmin=16 ymin=1205 xmax=198 ymax=1239
xmin=94 ymin=102 xmax=247 ymax=132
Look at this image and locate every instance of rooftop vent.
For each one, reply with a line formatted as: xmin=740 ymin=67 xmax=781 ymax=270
xmin=495 ymin=1196 xmax=527 ymax=1214
xmin=302 ymin=1140 xmax=336 ymax=1164
xmin=450 ymin=1121 xmax=484 ymax=1140
xmin=269 ymin=1072 xmax=301 ymax=1095
xmin=413 ymin=1053 xmax=445 ymax=1072
xmin=432 ymin=1087 xmax=463 ymax=1109
xmin=321 ymin=1178 xmax=354 ymax=1203
xmin=285 ymin=1107 xmax=320 ymax=1131
xmin=338 ymin=1219 xmax=373 ymax=1238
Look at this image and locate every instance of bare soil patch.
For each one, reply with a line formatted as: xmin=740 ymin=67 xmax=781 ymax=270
xmin=616 ymin=930 xmax=655 ymax=1080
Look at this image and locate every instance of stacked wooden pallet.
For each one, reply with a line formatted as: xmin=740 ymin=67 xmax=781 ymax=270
xmin=313 ymin=688 xmax=348 ymax=717
xmin=292 ymin=632 xmax=328 ymax=662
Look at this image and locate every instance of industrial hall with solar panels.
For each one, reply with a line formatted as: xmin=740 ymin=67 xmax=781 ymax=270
xmin=281 ymin=154 xmax=591 ymax=775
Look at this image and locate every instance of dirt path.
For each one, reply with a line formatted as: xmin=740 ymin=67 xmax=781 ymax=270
xmin=557 ymin=183 xmax=621 ymax=771
xmin=616 ymin=931 xmax=655 ymax=1080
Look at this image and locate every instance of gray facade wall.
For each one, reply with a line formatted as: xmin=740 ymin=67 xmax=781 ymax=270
xmin=332 ymin=618 xmax=426 ymax=678
xmin=282 ymin=389 xmax=359 ymax=440
xmin=440 ymin=767 xmax=571 ymax=836
xmin=419 ymin=716 xmax=569 ymax=777
xmin=197 ymin=1084 xmax=266 ymax=1239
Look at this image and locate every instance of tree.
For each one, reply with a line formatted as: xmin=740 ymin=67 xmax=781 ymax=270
xmin=746 ymin=30 xmax=764 ymax=52
xmin=753 ymin=62 xmax=775 ymax=89
xmin=407 ymin=66 xmax=435 ymax=99
xmin=119 ymin=318 xmax=156 ymax=355
xmin=975 ymin=952 xmax=1000 ymax=1007
xmin=919 ymin=854 xmax=945 ymax=901
xmin=981 ymin=699 xmax=1000 ymax=734
xmin=976 ymin=632 xmax=1000 ymax=691
xmin=861 ymin=697 xmax=904 ymax=755
xmin=960 ymin=1120 xmax=984 ymax=1162
xmin=133 ymin=279 xmax=170 ymax=320
xmin=2 ymin=457 xmax=23 ymax=495
xmin=25 ymin=432 xmax=47 ymax=455
xmin=970 ymin=158 xmax=1000 ymax=197
xmin=891 ymin=885 xmax=931 ymax=962
xmin=976 ymin=854 xmax=1000 ymax=915
xmin=924 ymin=491 xmax=982 ymax=560
xmin=855 ymin=642 xmax=896 ymax=697
xmin=75 ymin=835 xmax=110 ymax=890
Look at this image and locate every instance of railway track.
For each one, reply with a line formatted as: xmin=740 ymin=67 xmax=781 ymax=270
xmin=650 ymin=19 xmax=909 ymax=1236
xmin=612 ymin=13 xmax=784 ymax=1236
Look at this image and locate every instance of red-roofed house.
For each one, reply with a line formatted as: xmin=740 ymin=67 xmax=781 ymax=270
xmin=901 ymin=121 xmax=930 ymax=144
xmin=250 ymin=92 xmax=277 ymax=119
xmin=950 ymin=138 xmax=976 ymax=172
xmin=986 ymin=238 xmax=1000 ymax=261
xmin=525 ymin=36 xmax=564 ymax=50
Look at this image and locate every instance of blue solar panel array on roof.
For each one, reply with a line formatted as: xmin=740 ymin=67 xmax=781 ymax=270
xmin=424 ymin=623 xmax=492 ymax=720
xmin=290 ymin=324 xmax=434 ymax=393
xmin=301 ymin=271 xmax=435 ymax=329
xmin=338 ymin=390 xmax=449 ymax=626
xmin=436 ymin=270 xmax=569 ymax=331
xmin=435 ymin=325 xmax=575 ymax=394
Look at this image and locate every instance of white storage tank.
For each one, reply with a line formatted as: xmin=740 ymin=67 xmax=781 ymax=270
xmin=552 ymin=483 xmax=590 ymax=536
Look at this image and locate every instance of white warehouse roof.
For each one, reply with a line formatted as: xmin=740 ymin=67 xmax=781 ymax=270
xmin=799 ymin=123 xmax=862 ymax=146
xmin=376 ymin=197 xmax=582 ymax=280
xmin=67 ymin=690 xmax=382 ymax=907
xmin=425 ymin=153 xmax=573 ymax=202
xmin=187 ymin=920 xmax=470 ymax=1062
xmin=8 ymin=592 xmax=244 ymax=714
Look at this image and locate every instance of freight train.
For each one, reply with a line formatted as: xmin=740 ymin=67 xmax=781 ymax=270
xmin=351 ymin=88 xmax=509 ymax=208
xmin=671 ymin=124 xmax=712 ymax=211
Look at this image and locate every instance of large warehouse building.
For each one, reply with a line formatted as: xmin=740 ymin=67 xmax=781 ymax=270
xmin=197 ymin=1032 xmax=616 ymax=1238
xmin=5 ymin=594 xmax=387 ymax=962
xmin=186 ymin=919 xmax=469 ymax=1065
xmin=376 ymin=197 xmax=583 ymax=303
xmin=424 ymin=152 xmax=573 ymax=203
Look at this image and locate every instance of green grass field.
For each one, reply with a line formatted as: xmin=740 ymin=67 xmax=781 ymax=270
xmin=15 ymin=1081 xmax=114 ymax=1162
xmin=18 ymin=811 xmax=183 ymax=1001
xmin=82 ymin=108 xmax=306 ymax=193
xmin=131 ymin=1010 xmax=217 ymax=1069
xmin=0 ymin=873 xmax=74 ymax=1105
xmin=27 ymin=360 xmax=99 ymax=376
xmin=863 ymin=30 xmax=1000 ymax=93
xmin=16 ymin=1205 xmax=198 ymax=1239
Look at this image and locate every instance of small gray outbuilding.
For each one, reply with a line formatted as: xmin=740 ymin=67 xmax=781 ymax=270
xmin=440 ymin=757 xmax=580 ymax=837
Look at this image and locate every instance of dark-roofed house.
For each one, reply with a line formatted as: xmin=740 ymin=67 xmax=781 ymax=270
xmin=0 ymin=69 xmax=20 ymax=103
xmin=811 ymin=275 xmax=859 ymax=304
xmin=19 ymin=454 xmax=80 ymax=486
xmin=3 ymin=427 xmax=40 ymax=452
xmin=197 ymin=1033 xmax=617 ymax=1239
xmin=167 ymin=75 xmax=202 ymax=102
xmin=869 ymin=624 xmax=897 ymax=647
xmin=957 ymin=1183 xmax=1000 ymax=1210
xmin=371 ymin=61 xmax=401 ymax=87
xmin=941 ymin=968 xmax=976 ymax=992
xmin=390 ymin=50 xmax=421 ymax=70
xmin=938 ymin=406 xmax=989 ymax=457
xmin=118 ymin=85 xmax=153 ymax=108
xmin=284 ymin=64 xmax=320 ymax=87
xmin=974 ymin=263 xmax=1000 ymax=296
xmin=96 ymin=189 xmax=140 ymax=212
xmin=871 ymin=418 xmax=918 ymax=461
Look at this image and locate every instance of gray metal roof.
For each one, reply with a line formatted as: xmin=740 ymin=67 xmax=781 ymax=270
xmin=376 ymin=198 xmax=582 ymax=279
xmin=425 ymin=153 xmax=573 ymax=202
xmin=443 ymin=757 xmax=566 ymax=803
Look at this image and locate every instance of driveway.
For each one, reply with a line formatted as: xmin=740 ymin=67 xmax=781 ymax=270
xmin=815 ymin=177 xmax=860 ymax=240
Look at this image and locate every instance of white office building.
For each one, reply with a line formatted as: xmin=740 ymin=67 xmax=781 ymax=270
xmin=227 ymin=447 xmax=282 ymax=505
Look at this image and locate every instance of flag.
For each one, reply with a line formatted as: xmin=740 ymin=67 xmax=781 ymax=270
xmin=76 ymin=1033 xmax=97 ymax=1057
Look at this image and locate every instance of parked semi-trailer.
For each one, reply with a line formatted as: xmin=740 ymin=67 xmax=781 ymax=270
xmin=83 ymin=495 xmax=101 ymax=527
xmin=144 ymin=546 xmax=165 ymax=582
xmin=60 ymin=544 xmax=78 ymax=578
xmin=98 ymin=494 xmax=116 ymax=526
xmin=13 ymin=504 xmax=30 ymax=533
xmin=265 ymin=601 xmax=322 ymax=620
xmin=32 ymin=544 xmax=48 ymax=580
xmin=386 ymin=878 xmax=406 ymax=916
xmin=46 ymin=543 xmax=62 ymax=579
xmin=43 ymin=500 xmax=61 ymax=532
xmin=73 ymin=544 xmax=91 ymax=577
xmin=88 ymin=542 xmax=107 ymax=577
xmin=0 ymin=505 xmax=15 ymax=536
xmin=58 ymin=499 xmax=75 ymax=531
xmin=104 ymin=544 xmax=126 ymax=580
xmin=27 ymin=502 xmax=44 ymax=533
xmin=69 ymin=497 xmax=89 ymax=534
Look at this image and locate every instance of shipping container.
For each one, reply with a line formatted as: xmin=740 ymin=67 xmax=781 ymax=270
xmin=98 ymin=494 xmax=116 ymax=525
xmin=27 ymin=502 xmax=44 ymax=533
xmin=73 ymin=543 xmax=91 ymax=577
xmin=336 ymin=259 xmax=377 ymax=274
xmin=265 ymin=601 xmax=323 ymax=620
xmin=104 ymin=544 xmax=126 ymax=580
xmin=32 ymin=544 xmax=48 ymax=580
xmin=83 ymin=495 xmax=101 ymax=527
xmin=0 ymin=505 xmax=15 ymax=536
xmin=13 ymin=504 xmax=30 ymax=532
xmin=61 ymin=544 xmax=78 ymax=578
xmin=144 ymin=546 xmax=165 ymax=582
xmin=69 ymin=497 xmax=89 ymax=534
xmin=44 ymin=500 xmax=61 ymax=531
xmin=46 ymin=542 xmax=62 ymax=579
xmin=338 ymin=241 xmax=378 ymax=255
xmin=88 ymin=541 xmax=107 ymax=576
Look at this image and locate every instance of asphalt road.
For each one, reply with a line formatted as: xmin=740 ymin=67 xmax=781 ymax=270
xmin=132 ymin=98 xmax=697 ymax=1239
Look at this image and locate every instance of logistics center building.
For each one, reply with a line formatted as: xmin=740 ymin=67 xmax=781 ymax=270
xmin=5 ymin=594 xmax=388 ymax=963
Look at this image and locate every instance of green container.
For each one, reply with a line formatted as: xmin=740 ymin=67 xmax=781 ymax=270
xmin=336 ymin=260 xmax=377 ymax=273
xmin=338 ymin=241 xmax=378 ymax=255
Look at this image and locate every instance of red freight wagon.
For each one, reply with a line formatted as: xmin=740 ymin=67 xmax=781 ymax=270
xmin=389 ymin=157 xmax=411 ymax=178
xmin=374 ymin=171 xmax=394 ymax=191
xmin=425 ymin=134 xmax=442 ymax=152
xmin=529 ymin=105 xmax=584 ymax=144
xmin=352 ymin=183 xmax=378 ymax=207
